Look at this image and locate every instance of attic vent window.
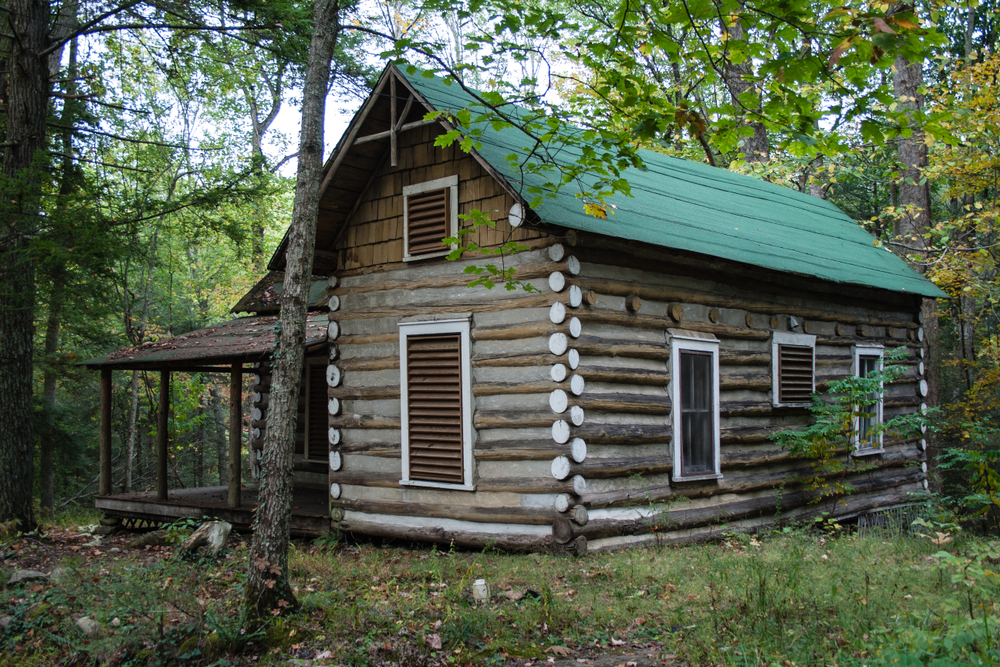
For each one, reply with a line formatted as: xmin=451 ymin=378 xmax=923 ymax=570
xmin=399 ymin=317 xmax=474 ymax=490
xmin=771 ymin=332 xmax=816 ymax=407
xmin=403 ymin=176 xmax=459 ymax=261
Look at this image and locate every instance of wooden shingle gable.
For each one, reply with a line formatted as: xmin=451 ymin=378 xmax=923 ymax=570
xmin=329 ymin=124 xmax=541 ymax=272
xmin=267 ymin=64 xmax=531 ymax=274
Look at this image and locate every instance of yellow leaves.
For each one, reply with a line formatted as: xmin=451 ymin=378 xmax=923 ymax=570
xmin=890 ymin=17 xmax=920 ymax=30
xmin=929 ymin=532 xmax=953 ymax=546
xmin=583 ymin=201 xmax=608 ymax=219
xmin=822 ymin=8 xmax=850 ymax=20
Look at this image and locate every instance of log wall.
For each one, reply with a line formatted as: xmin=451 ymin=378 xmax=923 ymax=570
xmin=323 ymin=176 xmax=930 ymax=553
xmin=250 ymin=355 xmax=328 ymax=490
xmin=544 ymin=232 xmax=928 ymax=552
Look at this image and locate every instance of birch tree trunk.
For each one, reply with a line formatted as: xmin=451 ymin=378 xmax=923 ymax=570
xmin=244 ymin=0 xmax=341 ymax=620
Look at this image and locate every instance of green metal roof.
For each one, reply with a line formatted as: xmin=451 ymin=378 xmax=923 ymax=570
xmin=400 ymin=67 xmax=944 ymax=299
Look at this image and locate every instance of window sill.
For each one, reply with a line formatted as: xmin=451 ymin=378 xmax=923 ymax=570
xmin=403 ymin=249 xmax=452 ymax=262
xmin=672 ymin=472 xmax=723 ymax=483
xmin=852 ymin=447 xmax=884 ymax=458
xmin=400 ymin=480 xmax=475 ymax=492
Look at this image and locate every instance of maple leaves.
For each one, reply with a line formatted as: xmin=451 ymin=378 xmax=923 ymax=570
xmin=254 ymin=556 xmax=282 ymax=576
xmin=825 ymin=6 xmax=926 ymax=67
xmin=254 ymin=555 xmax=283 ymax=597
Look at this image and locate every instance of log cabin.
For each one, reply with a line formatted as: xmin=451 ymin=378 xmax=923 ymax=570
xmin=86 ymin=63 xmax=943 ymax=551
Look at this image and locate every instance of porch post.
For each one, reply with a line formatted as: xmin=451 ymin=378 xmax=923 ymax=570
xmin=157 ymin=370 xmax=170 ymax=501
xmin=228 ymin=363 xmax=242 ymax=508
xmin=99 ymin=368 xmax=112 ymax=496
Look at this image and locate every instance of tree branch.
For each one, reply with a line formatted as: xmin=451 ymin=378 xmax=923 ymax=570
xmin=42 ymin=13 xmax=270 ymax=58
xmin=47 ymin=122 xmax=222 ymax=150
xmin=270 ymin=153 xmax=297 ymax=173
xmin=50 ymin=151 xmax=154 ymax=173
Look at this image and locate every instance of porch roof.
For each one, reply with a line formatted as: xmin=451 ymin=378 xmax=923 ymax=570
xmin=81 ymin=312 xmax=329 ymax=371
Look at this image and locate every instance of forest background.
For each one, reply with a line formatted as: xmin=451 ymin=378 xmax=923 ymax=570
xmin=2 ymin=0 xmax=1000 ymax=536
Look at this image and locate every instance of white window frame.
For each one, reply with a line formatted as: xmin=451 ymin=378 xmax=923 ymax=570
xmin=302 ymin=357 xmax=329 ymax=463
xmin=402 ymin=175 xmax=459 ymax=261
xmin=771 ymin=332 xmax=816 ymax=407
xmin=668 ymin=329 xmax=722 ymax=482
xmin=852 ymin=344 xmax=885 ymax=456
xmin=399 ymin=317 xmax=475 ymax=490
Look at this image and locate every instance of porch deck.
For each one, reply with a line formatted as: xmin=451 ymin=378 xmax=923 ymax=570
xmin=95 ymin=486 xmax=330 ymax=537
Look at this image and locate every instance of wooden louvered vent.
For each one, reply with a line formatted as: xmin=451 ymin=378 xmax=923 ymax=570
xmin=778 ymin=345 xmax=814 ymax=404
xmin=307 ymin=364 xmax=328 ymax=460
xmin=406 ymin=333 xmax=464 ymax=484
xmin=406 ymin=188 xmax=450 ymax=256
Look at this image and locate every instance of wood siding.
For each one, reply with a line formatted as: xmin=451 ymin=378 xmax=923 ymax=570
xmin=327 ymin=124 xmax=541 ymax=272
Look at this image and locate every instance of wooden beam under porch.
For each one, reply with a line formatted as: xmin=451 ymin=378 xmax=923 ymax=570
xmin=95 ymin=486 xmax=330 ymax=537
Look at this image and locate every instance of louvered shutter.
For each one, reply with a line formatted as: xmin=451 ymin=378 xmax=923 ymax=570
xmin=406 ymin=333 xmax=464 ymax=484
xmin=778 ymin=345 xmax=813 ymax=403
xmin=406 ymin=188 xmax=450 ymax=256
xmin=307 ymin=364 xmax=328 ymax=460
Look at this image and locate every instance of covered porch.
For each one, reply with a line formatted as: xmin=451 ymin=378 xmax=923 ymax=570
xmin=82 ymin=313 xmax=330 ymax=536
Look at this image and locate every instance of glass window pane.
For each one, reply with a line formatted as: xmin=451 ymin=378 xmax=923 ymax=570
xmin=680 ymin=351 xmax=714 ymax=475
xmin=858 ymin=355 xmax=881 ymax=447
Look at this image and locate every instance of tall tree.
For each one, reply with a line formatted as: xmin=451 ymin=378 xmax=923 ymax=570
xmin=891 ymin=4 xmax=940 ymax=416
xmin=244 ymin=0 xmax=342 ymax=619
xmin=1 ymin=0 xmax=62 ymax=531
xmin=1 ymin=0 xmax=297 ymax=522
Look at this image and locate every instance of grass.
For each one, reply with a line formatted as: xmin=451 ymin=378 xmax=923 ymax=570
xmin=2 ymin=519 xmax=999 ymax=666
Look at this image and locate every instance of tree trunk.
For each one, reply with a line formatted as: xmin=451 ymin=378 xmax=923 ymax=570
xmin=40 ymin=30 xmax=81 ymax=513
xmin=721 ymin=18 xmax=768 ymax=163
xmin=0 ymin=0 xmax=51 ymax=531
xmin=40 ymin=278 xmax=64 ymax=515
xmin=211 ymin=386 xmax=228 ymax=486
xmin=893 ymin=49 xmax=940 ymax=474
xmin=246 ymin=73 xmax=284 ymax=270
xmin=125 ymin=371 xmax=141 ymax=492
xmin=893 ymin=56 xmax=931 ymax=246
xmin=965 ymin=4 xmax=976 ymax=58
xmin=125 ymin=230 xmax=159 ymax=491
xmin=195 ymin=404 xmax=205 ymax=489
xmin=244 ymin=0 xmax=342 ymax=621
